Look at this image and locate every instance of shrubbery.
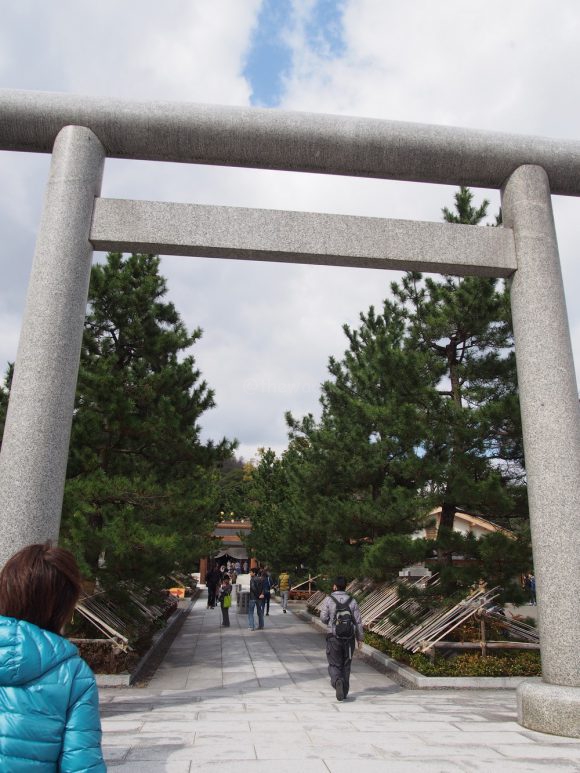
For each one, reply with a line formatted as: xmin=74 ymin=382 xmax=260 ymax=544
xmin=364 ymin=631 xmax=541 ymax=677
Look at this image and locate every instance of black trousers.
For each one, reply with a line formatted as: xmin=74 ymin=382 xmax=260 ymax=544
xmin=326 ymin=634 xmax=355 ymax=692
xmin=207 ymin=585 xmax=217 ymax=607
xmin=221 ymin=604 xmax=230 ymax=626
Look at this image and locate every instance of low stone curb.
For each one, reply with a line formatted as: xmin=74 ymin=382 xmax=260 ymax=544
xmin=95 ymin=595 xmax=196 ymax=688
xmin=95 ymin=672 xmax=132 ymax=688
xmin=297 ymin=609 xmax=540 ymax=691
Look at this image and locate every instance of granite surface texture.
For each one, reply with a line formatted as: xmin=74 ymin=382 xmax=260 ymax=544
xmin=91 ymin=198 xmax=517 ymax=278
xmin=502 ymin=165 xmax=580 ymax=737
xmin=1 ymin=89 xmax=580 ymax=194
xmin=518 ymin=682 xmax=580 ymax=738
xmin=0 ymin=125 xmax=104 ymax=567
xmin=502 ymin=165 xmax=580 ymax=687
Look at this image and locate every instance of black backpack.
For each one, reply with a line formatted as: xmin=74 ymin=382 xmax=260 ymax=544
xmin=331 ymin=594 xmax=355 ymax=640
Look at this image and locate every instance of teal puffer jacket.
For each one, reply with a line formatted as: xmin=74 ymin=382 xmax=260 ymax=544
xmin=0 ymin=615 xmax=106 ymax=771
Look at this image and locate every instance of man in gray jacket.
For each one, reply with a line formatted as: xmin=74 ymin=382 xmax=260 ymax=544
xmin=319 ymin=576 xmax=364 ymax=701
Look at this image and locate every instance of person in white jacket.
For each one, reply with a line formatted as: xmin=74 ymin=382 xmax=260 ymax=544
xmin=319 ymin=576 xmax=364 ymax=701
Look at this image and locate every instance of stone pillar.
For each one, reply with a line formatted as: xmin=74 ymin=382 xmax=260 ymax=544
xmin=502 ymin=165 xmax=580 ymax=737
xmin=0 ymin=126 xmax=104 ymax=568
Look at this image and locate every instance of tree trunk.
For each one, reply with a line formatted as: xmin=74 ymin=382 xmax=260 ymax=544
xmin=439 ymin=500 xmax=455 ymax=531
xmin=447 ymin=342 xmax=462 ymax=407
xmin=439 ymin=341 xmax=460 ymax=562
xmin=436 ymin=500 xmax=456 ymax=565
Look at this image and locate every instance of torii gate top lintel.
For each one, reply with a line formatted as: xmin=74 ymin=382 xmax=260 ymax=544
xmin=1 ymin=88 xmax=580 ymax=195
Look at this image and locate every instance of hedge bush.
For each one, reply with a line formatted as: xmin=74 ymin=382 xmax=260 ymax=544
xmin=364 ymin=631 xmax=541 ymax=677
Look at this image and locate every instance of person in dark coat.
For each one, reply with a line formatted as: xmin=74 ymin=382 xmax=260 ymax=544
xmin=206 ymin=565 xmax=220 ymax=608
xmin=319 ymin=576 xmax=364 ymax=701
xmin=262 ymin=569 xmax=273 ymax=616
xmin=248 ymin=567 xmax=265 ymax=630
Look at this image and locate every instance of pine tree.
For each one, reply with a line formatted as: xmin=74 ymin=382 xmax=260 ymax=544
xmin=266 ymin=188 xmax=530 ymax=599
xmin=217 ymin=456 xmax=253 ymax=522
xmin=62 ymin=253 xmax=234 ymax=588
xmin=387 ymin=188 xmax=529 ymax=596
xmin=0 ymin=364 xmax=12 ymax=446
xmin=244 ymin=447 xmax=325 ymax=575
xmin=284 ymin=300 xmax=433 ymax=581
xmin=392 ymin=188 xmax=525 ymax=540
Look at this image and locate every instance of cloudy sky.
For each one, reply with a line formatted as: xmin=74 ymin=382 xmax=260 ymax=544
xmin=1 ymin=0 xmax=579 ymax=460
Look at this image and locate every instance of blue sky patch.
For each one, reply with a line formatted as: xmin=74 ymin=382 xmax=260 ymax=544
xmin=243 ymin=0 xmax=294 ymax=107
xmin=244 ymin=0 xmax=346 ymax=107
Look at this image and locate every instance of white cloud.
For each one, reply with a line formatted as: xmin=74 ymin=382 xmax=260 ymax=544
xmin=282 ymin=0 xmax=580 ymax=135
xmin=0 ymin=0 xmax=262 ymax=102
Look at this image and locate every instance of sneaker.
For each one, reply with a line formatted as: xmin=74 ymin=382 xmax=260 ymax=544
xmin=335 ymin=679 xmax=345 ymax=701
xmin=248 ymin=627 xmax=255 ymax=630
xmin=283 ymin=609 xmax=287 ymax=614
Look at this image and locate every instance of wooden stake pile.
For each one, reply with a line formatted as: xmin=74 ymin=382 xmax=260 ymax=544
xmin=482 ymin=609 xmax=540 ymax=644
xmin=309 ymin=578 xmax=540 ymax=656
xmin=397 ymin=588 xmax=501 ymax=653
xmin=74 ymin=586 xmax=173 ymax=652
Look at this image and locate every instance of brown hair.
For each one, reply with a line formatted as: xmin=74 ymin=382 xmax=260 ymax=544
xmin=0 ymin=543 xmax=81 ymax=634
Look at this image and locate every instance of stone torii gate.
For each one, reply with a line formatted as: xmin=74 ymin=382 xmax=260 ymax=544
xmin=0 ymin=90 xmax=578 ymax=737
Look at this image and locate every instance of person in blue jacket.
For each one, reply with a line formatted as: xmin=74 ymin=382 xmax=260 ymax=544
xmin=0 ymin=542 xmax=106 ymax=771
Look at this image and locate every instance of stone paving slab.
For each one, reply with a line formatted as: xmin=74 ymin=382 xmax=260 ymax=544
xmin=100 ymin=593 xmax=580 ymax=771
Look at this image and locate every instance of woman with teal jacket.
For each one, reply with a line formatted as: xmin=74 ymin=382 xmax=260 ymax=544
xmin=0 ymin=543 xmax=106 ymax=771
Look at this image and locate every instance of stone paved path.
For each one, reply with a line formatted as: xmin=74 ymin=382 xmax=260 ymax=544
xmin=99 ymin=593 xmax=580 ymax=772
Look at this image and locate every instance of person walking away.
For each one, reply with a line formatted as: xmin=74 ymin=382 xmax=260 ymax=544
xmin=523 ymin=573 xmax=531 ymax=599
xmin=248 ymin=567 xmax=265 ymax=630
xmin=319 ymin=576 xmax=364 ymax=701
xmin=206 ymin=565 xmax=220 ymax=608
xmin=524 ymin=573 xmax=537 ymax=605
xmin=262 ymin=569 xmax=273 ymax=615
xmin=278 ymin=569 xmax=291 ymax=613
xmin=0 ymin=543 xmax=106 ymax=771
xmin=218 ymin=574 xmax=232 ymax=627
